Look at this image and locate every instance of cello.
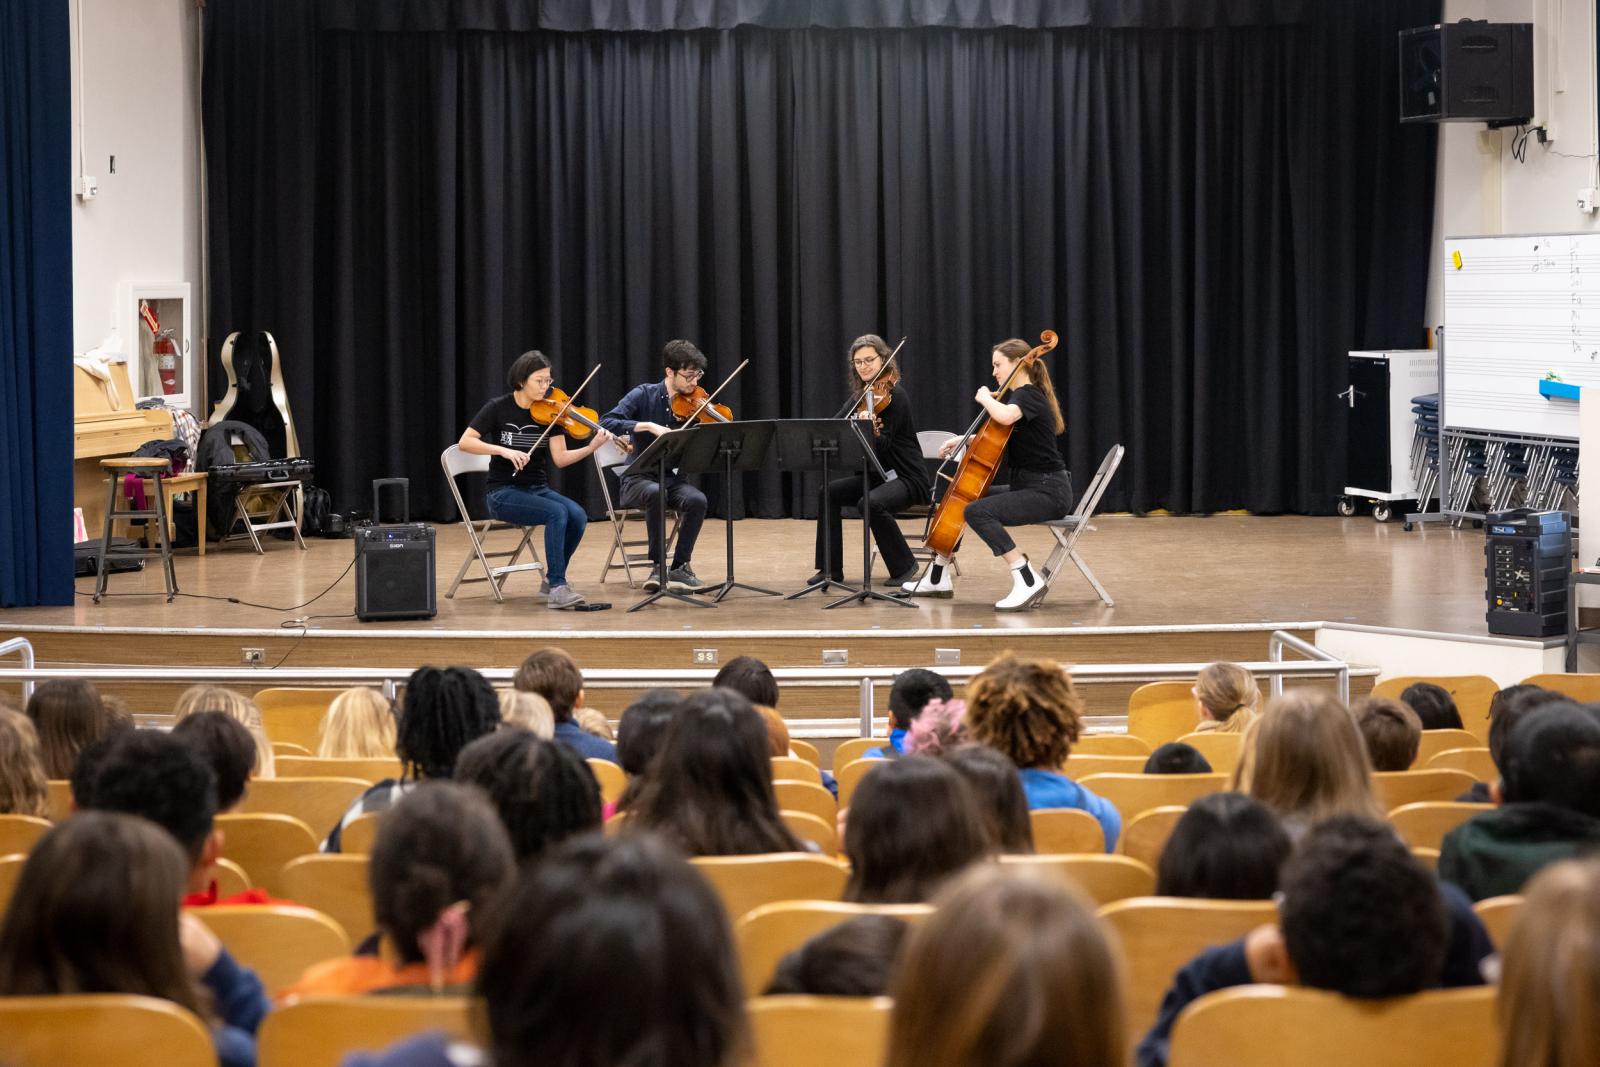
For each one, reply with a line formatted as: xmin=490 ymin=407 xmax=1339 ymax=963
xmin=922 ymin=330 xmax=1059 ymax=560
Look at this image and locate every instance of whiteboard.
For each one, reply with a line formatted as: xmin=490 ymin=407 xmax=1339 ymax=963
xmin=1443 ymin=232 xmax=1600 ymax=440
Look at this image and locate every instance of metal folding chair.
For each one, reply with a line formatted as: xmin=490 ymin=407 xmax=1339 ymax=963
xmin=593 ymin=439 xmax=680 ymax=587
xmin=439 ymin=445 xmax=543 ymax=602
xmin=1038 ymin=443 xmax=1124 ymax=607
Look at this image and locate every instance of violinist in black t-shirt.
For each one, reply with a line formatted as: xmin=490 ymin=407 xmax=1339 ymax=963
xmin=904 ymin=338 xmax=1074 ymax=611
xmin=807 ymin=334 xmax=931 ymax=589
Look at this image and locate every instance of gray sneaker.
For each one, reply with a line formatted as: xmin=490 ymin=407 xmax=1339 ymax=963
xmin=539 ymin=579 xmax=550 ymax=597
xmin=667 ymin=564 xmax=706 ymax=592
xmin=546 ymin=583 xmax=587 ymax=610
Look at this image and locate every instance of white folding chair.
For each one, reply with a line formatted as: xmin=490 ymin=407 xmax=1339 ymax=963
xmin=869 ymin=429 xmax=960 ymax=577
xmin=593 ymin=439 xmax=680 ymax=587
xmin=440 ymin=445 xmax=543 ymax=602
xmin=1038 ymin=443 xmax=1123 ymax=607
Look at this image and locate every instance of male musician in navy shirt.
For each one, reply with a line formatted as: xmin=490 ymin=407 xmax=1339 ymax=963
xmin=600 ymin=340 xmax=711 ymax=591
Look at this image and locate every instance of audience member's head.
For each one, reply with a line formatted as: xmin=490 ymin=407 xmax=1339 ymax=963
xmin=1487 ymin=685 xmax=1567 ymax=779
xmin=396 ymin=666 xmax=501 ymax=781
xmin=1143 ymin=742 xmax=1213 ymax=775
xmin=888 ymin=669 xmax=953 ymax=733
xmin=756 ymin=704 xmax=791 ymax=757
xmin=902 ymin=698 xmax=965 ymax=756
xmin=72 ymin=729 xmax=219 ymax=892
xmin=1352 ymin=696 xmax=1422 ymax=772
xmin=317 ymin=687 xmax=397 ymax=758
xmin=474 ymin=834 xmax=746 ymax=1067
xmin=628 ymin=689 xmax=802 ymax=855
xmin=1496 ymin=857 xmax=1600 ymax=1067
xmin=843 ymin=756 xmax=989 ymax=904
xmin=765 ymin=915 xmax=910 ymax=997
xmin=1275 ymin=815 xmax=1448 ymax=998
xmin=0 ymin=813 xmax=204 ymax=1016
xmin=613 ymin=688 xmax=682 ymax=812
xmin=1194 ymin=662 xmax=1262 ymax=728
xmin=24 ymin=679 xmax=126 ymax=779
xmin=1155 ymin=792 xmax=1291 ymax=899
xmin=455 ymin=729 xmax=602 ymax=862
xmin=964 ymin=653 xmax=1081 ymax=771
xmin=713 ymin=656 xmax=779 ymax=708
xmin=1231 ymin=692 xmax=1384 ymax=831
xmin=172 ymin=684 xmax=274 ymax=777
xmin=886 ymin=866 xmax=1125 ymax=1067
xmin=0 ymin=709 xmax=48 ymax=818
xmin=942 ymin=744 xmax=1034 ymax=853
xmin=574 ymin=706 xmax=615 ymax=741
xmin=170 ymin=711 xmax=257 ymax=812
xmin=497 ymin=688 xmax=555 ymax=738
xmin=514 ymin=648 xmax=584 ymax=722
xmin=369 ymin=782 xmax=515 ymax=962
xmin=1498 ymin=704 xmax=1600 ymax=817
xmin=1400 ymin=681 xmax=1464 ymax=731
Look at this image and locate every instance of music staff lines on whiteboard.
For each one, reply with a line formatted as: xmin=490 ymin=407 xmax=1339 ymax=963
xmin=1446 ymin=293 xmax=1600 ymax=309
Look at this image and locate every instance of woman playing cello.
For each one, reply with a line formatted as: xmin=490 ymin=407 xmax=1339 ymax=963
xmin=904 ymin=337 xmax=1073 ymax=611
xmin=807 ymin=335 xmax=930 ymax=588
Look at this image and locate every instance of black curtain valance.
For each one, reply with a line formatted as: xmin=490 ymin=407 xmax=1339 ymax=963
xmin=319 ymin=0 xmax=1314 ymax=33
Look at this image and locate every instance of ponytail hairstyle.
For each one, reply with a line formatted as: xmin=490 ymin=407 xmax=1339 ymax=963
xmin=1194 ymin=662 xmax=1262 ymax=729
xmin=994 ymin=338 xmax=1064 ymax=434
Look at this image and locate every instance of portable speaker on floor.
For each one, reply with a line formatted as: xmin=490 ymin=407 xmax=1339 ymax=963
xmin=355 ymin=523 xmax=437 ymax=621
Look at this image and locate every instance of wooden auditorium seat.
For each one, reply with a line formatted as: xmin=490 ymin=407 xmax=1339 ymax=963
xmin=1117 ymin=806 xmax=1189 ymax=872
xmin=191 ymin=904 xmax=351 ymax=990
xmin=274 ymin=756 xmax=403 ymax=783
xmin=0 ymin=852 xmax=26 ymax=916
xmin=1029 ymin=807 xmax=1106 ymax=854
xmin=1063 ymin=754 xmax=1148 ymax=778
xmin=211 ymin=857 xmax=253 ymax=896
xmin=338 ymin=812 xmax=383 ymax=855
xmin=1472 ymin=894 xmax=1523 ymax=949
xmin=1371 ymin=769 xmax=1478 ymax=809
xmin=1175 ymin=731 xmax=1243 ymax=773
xmin=258 ymin=996 xmax=474 ymax=1067
xmin=587 ymin=758 xmax=627 ymax=806
xmin=1425 ymin=746 xmax=1497 ymax=781
xmin=747 ymin=995 xmax=892 ymax=1067
xmin=773 ymin=780 xmax=837 ymax=823
xmin=771 ymin=755 xmax=817 ymax=781
xmin=779 ymin=810 xmax=839 ymax=857
xmin=1387 ymin=802 xmax=1492 ymax=851
xmin=0 ymin=995 xmax=215 ymax=1067
xmin=1412 ymin=729 xmax=1483 ymax=766
xmin=45 ymin=779 xmax=72 ymax=822
xmin=1370 ymin=675 xmax=1497 ymax=744
xmin=997 ymin=853 xmax=1154 ymax=905
xmin=789 ymin=739 xmax=822 ymax=766
xmin=279 ymin=854 xmax=376 ymax=946
xmin=690 ymin=854 xmax=849 ymax=925
xmin=255 ymin=688 xmax=341 ymax=752
xmin=1075 ymin=734 xmax=1153 ymax=756
xmin=1075 ymin=773 xmax=1228 ymax=823
xmin=834 ymin=758 xmax=883 ymax=807
xmin=831 ymin=738 xmax=887 ymax=769
xmin=0 ymin=814 xmax=51 ymax=855
xmin=214 ymin=813 xmax=319 ymax=897
xmin=1520 ymin=671 xmax=1600 ymax=705
xmin=736 ymin=900 xmax=933 ymax=997
xmin=1126 ymin=682 xmax=1200 ymax=745
xmin=239 ymin=777 xmax=371 ymax=841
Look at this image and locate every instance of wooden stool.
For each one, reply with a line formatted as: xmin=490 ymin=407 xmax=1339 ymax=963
xmin=138 ymin=471 xmax=209 ymax=557
xmin=95 ymin=457 xmax=178 ymax=603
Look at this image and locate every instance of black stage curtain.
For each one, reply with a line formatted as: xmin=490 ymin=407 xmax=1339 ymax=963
xmin=204 ymin=0 xmax=1438 ymax=522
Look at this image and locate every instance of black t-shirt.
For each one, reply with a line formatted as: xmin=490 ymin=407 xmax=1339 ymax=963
xmin=871 ymin=384 xmax=931 ymax=494
xmin=468 ymin=394 xmax=561 ymax=489
xmin=1003 ymin=383 xmax=1066 ymax=474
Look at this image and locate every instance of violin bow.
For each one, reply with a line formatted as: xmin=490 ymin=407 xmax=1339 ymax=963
xmin=526 ymin=362 xmax=603 ymax=457
xmin=678 ymin=358 xmax=750 ymax=427
xmin=832 ymin=336 xmax=907 ymax=420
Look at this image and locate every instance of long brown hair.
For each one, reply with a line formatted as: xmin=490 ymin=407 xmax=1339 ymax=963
xmin=886 ymin=864 xmax=1125 ymax=1067
xmin=964 ymin=653 xmax=1082 ymax=770
xmin=24 ymin=679 xmax=124 ymax=779
xmin=1230 ymin=692 xmax=1385 ymax=826
xmin=0 ymin=709 xmax=48 ymax=817
xmin=1498 ymin=858 xmax=1600 ymax=1067
xmin=0 ymin=812 xmax=208 ymax=1018
xmin=994 ymin=338 xmax=1064 ymax=433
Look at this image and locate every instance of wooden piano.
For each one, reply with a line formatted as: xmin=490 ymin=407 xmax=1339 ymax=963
xmin=74 ymin=361 xmax=174 ymax=535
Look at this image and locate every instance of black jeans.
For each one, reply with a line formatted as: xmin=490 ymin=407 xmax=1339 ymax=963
xmin=815 ymin=474 xmax=922 ymax=578
xmin=963 ymin=468 xmax=1074 ymax=556
xmin=619 ymin=476 xmax=707 ymax=567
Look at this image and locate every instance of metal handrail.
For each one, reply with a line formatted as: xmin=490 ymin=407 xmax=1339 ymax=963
xmin=0 ymin=637 xmax=35 ymax=703
xmin=0 ymin=630 xmax=1349 ymax=739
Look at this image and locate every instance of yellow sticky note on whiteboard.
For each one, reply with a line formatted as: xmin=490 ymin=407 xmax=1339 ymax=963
xmin=1452 ymin=250 xmax=1463 ymax=270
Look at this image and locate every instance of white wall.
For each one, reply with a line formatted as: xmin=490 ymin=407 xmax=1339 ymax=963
xmin=1427 ymin=0 xmax=1600 ymax=325
xmin=68 ymin=0 xmax=202 ymax=363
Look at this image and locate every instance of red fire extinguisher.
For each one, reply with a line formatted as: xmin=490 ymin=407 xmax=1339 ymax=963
xmin=139 ymin=299 xmax=180 ymax=396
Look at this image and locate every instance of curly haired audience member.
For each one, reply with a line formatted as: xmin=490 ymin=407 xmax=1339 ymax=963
xmin=1496 ymin=858 xmax=1600 ymax=1067
xmin=173 ymin=684 xmax=275 ymax=778
xmin=1154 ymin=793 xmax=1291 ymax=899
xmin=1351 ymin=695 xmax=1422 ymax=772
xmin=0 ymin=708 xmax=48 ymax=817
xmin=454 ymin=729 xmax=602 ymax=862
xmin=886 ymin=865 xmax=1126 ymax=1067
xmin=514 ymin=647 xmax=616 ymax=761
xmin=964 ymin=653 xmax=1120 ymax=849
xmin=317 ymin=687 xmax=398 ymax=758
xmin=942 ymin=743 xmax=1035 ymax=853
xmin=1230 ymin=691 xmax=1385 ymax=840
xmin=24 ymin=678 xmax=127 ymax=779
xmin=842 ymin=756 xmax=989 ymax=904
xmin=1191 ymin=662 xmax=1262 ymax=734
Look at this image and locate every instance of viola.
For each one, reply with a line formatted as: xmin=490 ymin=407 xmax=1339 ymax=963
xmin=530 ymin=386 xmax=629 ymax=452
xmin=859 ymin=367 xmax=898 ymax=435
xmin=923 ymin=330 xmax=1059 ymax=561
xmin=672 ymin=386 xmax=733 ymax=425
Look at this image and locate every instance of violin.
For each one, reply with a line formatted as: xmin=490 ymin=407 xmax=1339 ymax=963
xmin=530 ymin=386 xmax=630 ymax=452
xmin=859 ymin=366 xmax=898 ymax=436
xmin=923 ymin=330 xmax=1059 ymax=560
xmin=672 ymin=386 xmax=733 ymax=425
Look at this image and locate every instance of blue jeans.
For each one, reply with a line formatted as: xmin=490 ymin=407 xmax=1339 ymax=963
xmin=486 ymin=484 xmax=588 ymax=586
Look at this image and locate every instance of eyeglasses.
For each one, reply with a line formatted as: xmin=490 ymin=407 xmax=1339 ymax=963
xmin=528 ymin=375 xmax=553 ymax=386
xmin=852 ymin=357 xmax=881 ymax=367
xmin=674 ymin=369 xmax=704 ymax=381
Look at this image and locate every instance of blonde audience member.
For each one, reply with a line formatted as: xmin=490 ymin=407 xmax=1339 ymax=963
xmin=317 ymin=687 xmax=398 ymax=758
xmin=173 ymin=685 xmax=275 ymax=778
xmin=1230 ymin=691 xmax=1385 ymax=838
xmin=498 ymin=688 xmax=555 ymax=738
xmin=1192 ymin=662 xmax=1262 ymax=733
xmin=24 ymin=679 xmax=127 ymax=779
xmin=574 ymin=706 xmax=615 ymax=742
xmin=886 ymin=864 xmax=1125 ymax=1067
xmin=0 ymin=708 xmax=48 ymax=817
xmin=1497 ymin=857 xmax=1600 ymax=1067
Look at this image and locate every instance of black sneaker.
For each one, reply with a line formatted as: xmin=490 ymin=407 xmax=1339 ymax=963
xmin=642 ymin=565 xmax=665 ymax=592
xmin=667 ymin=564 xmax=706 ymax=592
xmin=806 ymin=571 xmax=843 ymax=587
xmin=882 ymin=567 xmax=919 ymax=589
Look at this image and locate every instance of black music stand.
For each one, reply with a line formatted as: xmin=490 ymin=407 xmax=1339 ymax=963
xmin=774 ymin=419 xmax=916 ymax=609
xmin=623 ymin=429 xmax=713 ymax=612
xmin=676 ymin=420 xmax=783 ymax=602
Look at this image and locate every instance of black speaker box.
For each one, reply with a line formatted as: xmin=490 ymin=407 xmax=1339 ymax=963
xmin=1399 ymin=22 xmax=1533 ymax=125
xmin=354 ymin=523 xmax=437 ymax=621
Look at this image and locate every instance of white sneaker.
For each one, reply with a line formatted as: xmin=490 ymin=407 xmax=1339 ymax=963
xmin=903 ymin=562 xmax=954 ymax=598
xmin=995 ymin=560 xmax=1047 ymax=612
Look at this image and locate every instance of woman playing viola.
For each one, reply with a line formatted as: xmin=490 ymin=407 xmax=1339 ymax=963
xmin=905 ymin=338 xmax=1074 ymax=611
xmin=808 ymin=334 xmax=930 ymax=589
xmin=458 ymin=350 xmax=615 ymax=610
